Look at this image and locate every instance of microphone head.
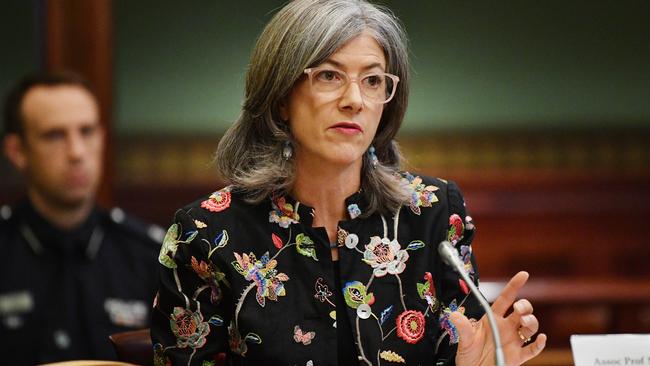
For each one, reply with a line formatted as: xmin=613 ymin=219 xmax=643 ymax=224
xmin=438 ymin=240 xmax=460 ymax=268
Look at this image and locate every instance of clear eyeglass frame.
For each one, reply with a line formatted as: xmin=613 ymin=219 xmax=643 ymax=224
xmin=303 ymin=67 xmax=400 ymax=104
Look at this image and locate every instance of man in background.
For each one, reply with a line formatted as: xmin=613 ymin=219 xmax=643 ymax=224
xmin=0 ymin=71 xmax=162 ymax=364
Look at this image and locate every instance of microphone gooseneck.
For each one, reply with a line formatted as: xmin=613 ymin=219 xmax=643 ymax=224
xmin=438 ymin=240 xmax=505 ymax=366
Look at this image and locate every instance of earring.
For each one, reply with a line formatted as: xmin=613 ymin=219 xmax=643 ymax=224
xmin=282 ymin=140 xmax=293 ymax=160
xmin=368 ymin=145 xmax=378 ymax=168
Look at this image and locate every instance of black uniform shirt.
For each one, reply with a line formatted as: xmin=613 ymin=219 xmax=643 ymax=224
xmin=0 ymin=198 xmax=162 ymax=365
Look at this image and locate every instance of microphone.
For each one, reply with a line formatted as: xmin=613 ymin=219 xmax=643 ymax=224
xmin=438 ymin=240 xmax=505 ymax=366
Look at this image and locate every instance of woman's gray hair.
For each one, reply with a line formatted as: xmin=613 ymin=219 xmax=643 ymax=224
xmin=215 ymin=0 xmax=410 ymax=216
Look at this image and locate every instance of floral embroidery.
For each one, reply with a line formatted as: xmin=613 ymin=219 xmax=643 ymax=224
xmin=232 ymin=251 xmax=289 ymax=307
xmin=400 ymin=173 xmax=439 ymax=215
xmin=380 ymin=350 xmax=406 ymax=363
xmin=447 ymin=214 xmax=464 ymax=245
xmin=191 ymin=256 xmax=226 ymax=304
xmin=362 ymin=236 xmax=409 ymax=277
xmin=396 ymin=310 xmax=425 ymax=344
xmin=228 ymin=324 xmax=248 ymax=356
xmin=272 ymin=233 xmax=283 ymax=249
xmin=342 ymin=281 xmax=375 ymax=309
xmin=296 ymin=233 xmax=318 ymax=261
xmin=347 ymin=203 xmax=361 ymax=219
xmin=153 ymin=343 xmax=171 ymax=366
xmin=200 ymin=187 xmax=232 ymax=212
xmin=170 ymin=307 xmax=210 ymax=349
xmin=158 ymin=223 xmax=198 ymax=269
xmin=439 ymin=299 xmax=465 ymax=344
xmin=465 ymin=215 xmax=475 ymax=231
xmin=379 ymin=305 xmax=394 ymax=325
xmin=194 ymin=219 xmax=207 ymax=228
xmin=460 ymin=245 xmax=475 ymax=275
xmin=337 ymin=227 xmax=348 ymax=247
xmin=459 ymin=279 xmax=470 ymax=295
xmin=417 ymin=272 xmax=438 ymax=312
xmin=293 ymin=325 xmax=316 ymax=345
xmin=314 ymin=277 xmax=333 ymax=303
xmin=269 ymin=196 xmax=300 ymax=228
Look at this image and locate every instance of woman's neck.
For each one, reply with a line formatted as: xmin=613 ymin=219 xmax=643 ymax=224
xmin=292 ymin=156 xmax=361 ymax=245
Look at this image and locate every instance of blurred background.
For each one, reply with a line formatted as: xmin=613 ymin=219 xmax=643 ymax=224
xmin=2 ymin=0 xmax=649 ymax=362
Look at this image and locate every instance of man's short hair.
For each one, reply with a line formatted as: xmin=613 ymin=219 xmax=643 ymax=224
xmin=2 ymin=71 xmax=96 ymax=138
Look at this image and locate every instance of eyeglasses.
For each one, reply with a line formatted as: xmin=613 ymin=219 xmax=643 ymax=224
xmin=303 ymin=67 xmax=400 ymax=104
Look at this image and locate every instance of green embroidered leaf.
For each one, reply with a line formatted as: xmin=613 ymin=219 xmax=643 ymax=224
xmin=202 ymin=361 xmax=216 ymax=366
xmin=342 ymin=281 xmax=371 ymax=309
xmin=245 ymin=332 xmax=262 ymax=344
xmin=406 ymin=240 xmax=425 ymax=251
xmin=208 ymin=315 xmax=224 ymax=327
xmin=296 ymin=233 xmax=318 ymax=261
xmin=417 ymin=282 xmax=430 ymax=299
xmin=231 ymin=261 xmax=245 ymax=275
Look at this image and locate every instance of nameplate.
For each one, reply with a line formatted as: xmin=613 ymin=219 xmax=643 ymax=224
xmin=571 ymin=334 xmax=650 ymax=366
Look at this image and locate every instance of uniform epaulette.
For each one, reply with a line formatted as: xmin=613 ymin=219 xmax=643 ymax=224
xmin=107 ymin=207 xmax=165 ymax=247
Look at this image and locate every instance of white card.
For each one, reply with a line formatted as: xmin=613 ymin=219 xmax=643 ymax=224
xmin=570 ymin=334 xmax=650 ymax=366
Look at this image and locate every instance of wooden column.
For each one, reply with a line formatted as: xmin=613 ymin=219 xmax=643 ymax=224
xmin=43 ymin=0 xmax=114 ymax=207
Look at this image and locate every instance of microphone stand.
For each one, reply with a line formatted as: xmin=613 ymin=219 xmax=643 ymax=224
xmin=438 ymin=240 xmax=505 ymax=366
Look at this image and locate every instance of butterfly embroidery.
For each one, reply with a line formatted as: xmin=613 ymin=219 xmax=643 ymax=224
xmin=293 ymin=325 xmax=316 ymax=345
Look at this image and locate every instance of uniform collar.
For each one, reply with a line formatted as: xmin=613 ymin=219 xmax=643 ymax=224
xmin=15 ymin=198 xmax=103 ymax=258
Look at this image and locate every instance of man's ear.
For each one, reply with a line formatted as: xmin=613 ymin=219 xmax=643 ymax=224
xmin=3 ymin=134 xmax=27 ymax=171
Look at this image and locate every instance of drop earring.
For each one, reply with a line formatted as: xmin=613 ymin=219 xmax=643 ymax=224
xmin=368 ymin=145 xmax=378 ymax=168
xmin=282 ymin=141 xmax=293 ymax=160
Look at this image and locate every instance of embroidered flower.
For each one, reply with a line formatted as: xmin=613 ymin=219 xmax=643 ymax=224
xmin=396 ymin=310 xmax=425 ymax=344
xmin=232 ymin=251 xmax=289 ymax=307
xmin=362 ymin=236 xmax=409 ymax=277
xmin=194 ymin=220 xmax=207 ymax=228
xmin=465 ymin=215 xmax=475 ymax=231
xmin=169 ymin=307 xmax=210 ymax=349
xmin=342 ymin=281 xmax=375 ymax=309
xmin=153 ymin=343 xmax=171 ymax=366
xmin=269 ymin=196 xmax=300 ymax=228
xmin=158 ymin=223 xmax=198 ymax=269
xmin=314 ymin=277 xmax=333 ymax=303
xmin=336 ymin=227 xmax=348 ymax=247
xmin=200 ymin=187 xmax=231 ymax=212
xmin=191 ymin=256 xmax=226 ymax=304
xmin=228 ymin=324 xmax=247 ymax=356
xmin=400 ymin=173 xmax=439 ymax=215
xmin=347 ymin=203 xmax=361 ymax=219
xmin=447 ymin=214 xmax=465 ymax=245
xmin=439 ymin=299 xmax=465 ymax=344
xmin=380 ymin=350 xmax=406 ymax=363
xmin=460 ymin=245 xmax=475 ymax=275
xmin=417 ymin=272 xmax=438 ymax=312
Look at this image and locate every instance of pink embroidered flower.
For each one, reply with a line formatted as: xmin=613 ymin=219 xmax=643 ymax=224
xmin=447 ymin=214 xmax=465 ymax=245
xmin=269 ymin=196 xmax=300 ymax=228
xmin=169 ymin=307 xmax=210 ymax=349
xmin=362 ymin=236 xmax=409 ymax=277
xmin=396 ymin=310 xmax=425 ymax=344
xmin=400 ymin=173 xmax=439 ymax=215
xmin=201 ymin=187 xmax=232 ymax=212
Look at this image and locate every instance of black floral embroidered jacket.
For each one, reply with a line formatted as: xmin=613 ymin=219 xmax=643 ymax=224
xmin=151 ymin=174 xmax=483 ymax=366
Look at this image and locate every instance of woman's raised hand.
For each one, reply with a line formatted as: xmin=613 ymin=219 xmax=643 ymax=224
xmin=451 ymin=271 xmax=547 ymax=366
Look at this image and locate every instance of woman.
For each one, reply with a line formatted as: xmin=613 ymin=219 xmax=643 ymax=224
xmin=151 ymin=0 xmax=546 ymax=365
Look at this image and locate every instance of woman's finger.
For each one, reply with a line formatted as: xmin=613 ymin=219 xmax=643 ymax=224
xmin=517 ymin=313 xmax=540 ymax=341
xmin=449 ymin=311 xmax=478 ymax=353
xmin=491 ymin=271 xmax=529 ymax=317
xmin=507 ymin=298 xmax=534 ymax=327
xmin=519 ymin=333 xmax=547 ymax=362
